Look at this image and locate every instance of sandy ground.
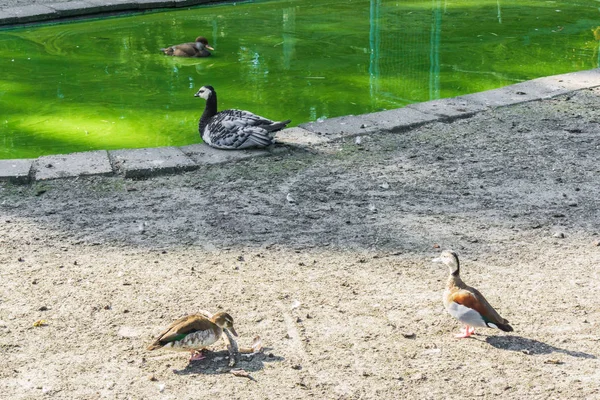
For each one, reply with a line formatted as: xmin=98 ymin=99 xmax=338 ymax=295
xmin=1 ymin=88 xmax=600 ymax=399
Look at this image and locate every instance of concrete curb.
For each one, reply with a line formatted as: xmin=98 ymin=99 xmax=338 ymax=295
xmin=299 ymin=69 xmax=600 ymax=135
xmin=0 ymin=159 xmax=33 ymax=184
xmin=0 ymin=0 xmax=225 ymax=25
xmin=33 ymin=150 xmax=113 ymax=180
xmin=109 ymin=146 xmax=198 ymax=179
xmin=1 ymin=68 xmax=599 ymax=183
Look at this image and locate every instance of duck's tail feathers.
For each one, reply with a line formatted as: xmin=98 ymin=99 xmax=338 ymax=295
xmin=487 ymin=319 xmax=513 ymax=332
xmin=497 ymin=321 xmax=514 ymax=332
xmin=266 ymin=119 xmax=291 ymax=132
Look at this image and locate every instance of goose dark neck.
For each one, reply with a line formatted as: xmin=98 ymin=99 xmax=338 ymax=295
xmin=199 ymin=92 xmax=218 ymax=136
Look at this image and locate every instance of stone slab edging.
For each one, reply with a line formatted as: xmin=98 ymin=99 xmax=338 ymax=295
xmin=0 ymin=68 xmax=599 ymax=183
xmin=0 ymin=0 xmax=228 ymax=26
xmin=298 ymin=69 xmax=600 ymax=136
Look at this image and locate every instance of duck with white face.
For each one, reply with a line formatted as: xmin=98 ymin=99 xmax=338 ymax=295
xmin=433 ymin=250 xmax=513 ymax=338
xmin=161 ymin=36 xmax=214 ymax=57
xmin=194 ymin=85 xmax=291 ymax=150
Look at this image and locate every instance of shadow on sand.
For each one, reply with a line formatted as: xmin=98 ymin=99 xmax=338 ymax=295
xmin=485 ymin=335 xmax=596 ymax=359
xmin=172 ymin=347 xmax=284 ymax=378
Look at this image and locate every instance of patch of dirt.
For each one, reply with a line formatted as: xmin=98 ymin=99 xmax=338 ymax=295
xmin=1 ymin=88 xmax=600 ymax=399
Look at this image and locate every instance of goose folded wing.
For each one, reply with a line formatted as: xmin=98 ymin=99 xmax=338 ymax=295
xmin=209 ymin=124 xmax=274 ymax=149
xmin=209 ymin=111 xmax=276 ymax=149
xmin=221 ymin=110 xmax=274 ymax=126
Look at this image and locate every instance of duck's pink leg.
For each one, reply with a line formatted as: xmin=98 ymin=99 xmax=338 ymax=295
xmin=189 ymin=350 xmax=206 ymax=361
xmin=455 ymin=325 xmax=475 ymax=338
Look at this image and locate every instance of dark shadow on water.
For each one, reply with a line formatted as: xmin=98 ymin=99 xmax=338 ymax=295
xmin=172 ymin=347 xmax=284 ymax=377
xmin=485 ymin=335 xmax=596 ymax=359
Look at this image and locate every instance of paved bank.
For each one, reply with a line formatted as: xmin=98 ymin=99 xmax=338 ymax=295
xmin=0 ymin=0 xmax=230 ymax=26
xmin=1 ymin=68 xmax=599 ymax=183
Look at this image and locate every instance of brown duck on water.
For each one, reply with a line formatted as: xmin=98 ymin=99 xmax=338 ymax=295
xmin=161 ymin=36 xmax=214 ymax=57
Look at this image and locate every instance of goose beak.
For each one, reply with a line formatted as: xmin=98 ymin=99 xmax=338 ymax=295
xmin=206 ymin=45 xmax=214 ymax=51
xmin=194 ymin=91 xmax=201 ymax=97
xmin=227 ymin=326 xmax=238 ymax=337
xmin=431 ymin=257 xmax=442 ymax=263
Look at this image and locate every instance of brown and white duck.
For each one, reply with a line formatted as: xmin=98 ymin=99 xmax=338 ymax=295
xmin=194 ymin=85 xmax=291 ymax=150
xmin=161 ymin=36 xmax=214 ymax=57
xmin=147 ymin=312 xmax=237 ymax=360
xmin=432 ymin=250 xmax=513 ymax=338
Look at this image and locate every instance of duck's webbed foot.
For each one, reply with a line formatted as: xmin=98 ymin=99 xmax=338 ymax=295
xmin=455 ymin=325 xmax=475 ymax=338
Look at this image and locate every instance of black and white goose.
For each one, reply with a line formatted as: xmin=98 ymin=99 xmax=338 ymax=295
xmin=194 ymin=85 xmax=291 ymax=150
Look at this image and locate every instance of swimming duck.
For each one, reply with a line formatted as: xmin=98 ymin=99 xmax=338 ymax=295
xmin=147 ymin=312 xmax=237 ymax=360
xmin=432 ymin=250 xmax=513 ymax=338
xmin=194 ymin=85 xmax=291 ymax=150
xmin=161 ymin=36 xmax=214 ymax=57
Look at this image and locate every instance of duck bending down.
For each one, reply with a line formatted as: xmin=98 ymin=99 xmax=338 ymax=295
xmin=194 ymin=85 xmax=291 ymax=150
xmin=161 ymin=36 xmax=214 ymax=57
xmin=432 ymin=250 xmax=513 ymax=338
xmin=147 ymin=312 xmax=237 ymax=360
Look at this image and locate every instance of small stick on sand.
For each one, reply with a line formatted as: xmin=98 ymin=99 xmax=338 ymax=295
xmin=239 ymin=336 xmax=263 ymax=354
xmin=230 ymin=368 xmax=256 ymax=381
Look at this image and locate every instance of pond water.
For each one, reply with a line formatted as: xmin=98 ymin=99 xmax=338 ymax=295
xmin=0 ymin=0 xmax=598 ymax=159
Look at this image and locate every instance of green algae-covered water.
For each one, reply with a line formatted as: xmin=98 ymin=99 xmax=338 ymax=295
xmin=0 ymin=0 xmax=599 ymax=159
